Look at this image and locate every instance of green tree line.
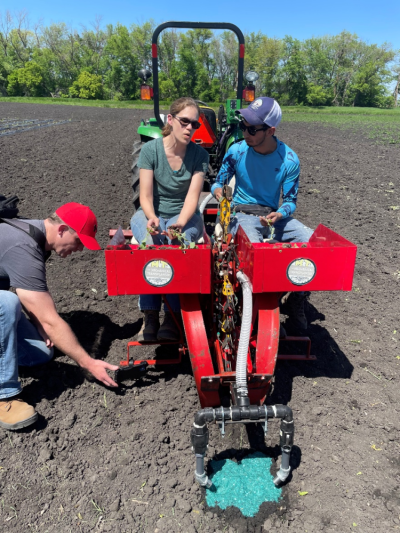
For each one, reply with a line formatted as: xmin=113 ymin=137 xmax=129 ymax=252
xmin=1 ymin=11 xmax=399 ymax=107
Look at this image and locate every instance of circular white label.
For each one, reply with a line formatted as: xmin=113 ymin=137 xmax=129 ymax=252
xmin=143 ymin=260 xmax=174 ymax=287
xmin=287 ymin=258 xmax=316 ymax=285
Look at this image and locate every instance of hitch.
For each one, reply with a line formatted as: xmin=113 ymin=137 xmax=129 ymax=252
xmin=190 ymin=404 xmax=294 ymax=488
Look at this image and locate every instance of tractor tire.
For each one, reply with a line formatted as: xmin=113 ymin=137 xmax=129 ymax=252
xmin=131 ymin=141 xmax=143 ymax=214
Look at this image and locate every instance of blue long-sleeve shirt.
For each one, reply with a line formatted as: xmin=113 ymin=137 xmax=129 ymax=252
xmin=211 ymin=138 xmax=300 ymax=219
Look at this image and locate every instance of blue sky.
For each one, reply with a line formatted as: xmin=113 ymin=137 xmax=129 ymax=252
xmin=2 ymin=0 xmax=400 ymax=51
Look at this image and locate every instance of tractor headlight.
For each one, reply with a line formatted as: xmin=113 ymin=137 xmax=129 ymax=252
xmin=245 ymin=71 xmax=259 ymax=83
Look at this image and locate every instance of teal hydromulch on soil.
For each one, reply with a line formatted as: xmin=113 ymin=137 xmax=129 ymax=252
xmin=206 ymin=452 xmax=281 ymax=517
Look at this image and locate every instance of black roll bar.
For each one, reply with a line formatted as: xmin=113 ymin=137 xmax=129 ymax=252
xmin=151 ymin=21 xmax=245 ymax=128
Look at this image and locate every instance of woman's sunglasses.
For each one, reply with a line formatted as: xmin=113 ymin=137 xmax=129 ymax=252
xmin=239 ymin=121 xmax=270 ymax=136
xmin=172 ymin=115 xmax=201 ymax=130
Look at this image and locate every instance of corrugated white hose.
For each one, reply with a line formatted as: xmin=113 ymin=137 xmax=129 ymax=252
xmin=236 ymin=271 xmax=253 ymax=397
xmin=199 ymin=193 xmax=214 ymax=215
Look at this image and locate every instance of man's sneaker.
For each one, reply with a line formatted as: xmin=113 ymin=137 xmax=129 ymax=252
xmin=137 ymin=310 xmax=160 ymax=342
xmin=0 ymin=398 xmax=38 ymax=430
xmin=157 ymin=312 xmax=182 ymax=341
xmin=285 ymin=292 xmax=308 ymax=331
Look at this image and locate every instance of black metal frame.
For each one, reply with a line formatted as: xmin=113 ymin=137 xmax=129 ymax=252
xmin=151 ymin=21 xmax=245 ymax=128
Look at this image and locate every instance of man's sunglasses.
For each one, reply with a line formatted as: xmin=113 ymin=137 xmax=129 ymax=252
xmin=172 ymin=115 xmax=201 ymax=130
xmin=239 ymin=121 xmax=270 ymax=136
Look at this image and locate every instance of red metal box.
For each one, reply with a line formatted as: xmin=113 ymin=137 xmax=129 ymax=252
xmin=105 ymin=234 xmax=212 ymax=296
xmin=236 ymin=224 xmax=357 ymax=293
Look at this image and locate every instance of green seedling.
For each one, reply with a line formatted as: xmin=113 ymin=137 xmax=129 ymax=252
xmin=138 ymin=237 xmax=147 ymax=250
xmin=91 ymin=500 xmax=105 ymax=515
xmin=263 ymin=218 xmax=275 ymax=241
xmin=138 ymin=226 xmax=197 ymax=251
xmin=139 ymin=227 xmax=155 ymax=249
xmin=164 ymin=228 xmax=197 ymax=251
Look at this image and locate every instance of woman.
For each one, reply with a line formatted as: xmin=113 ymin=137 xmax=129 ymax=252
xmin=131 ymin=97 xmax=209 ymax=342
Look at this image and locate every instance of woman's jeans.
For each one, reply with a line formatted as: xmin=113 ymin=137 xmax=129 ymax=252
xmin=229 ymin=214 xmax=314 ymax=243
xmin=0 ymin=291 xmax=54 ymax=399
xmin=130 ymin=211 xmax=204 ymax=312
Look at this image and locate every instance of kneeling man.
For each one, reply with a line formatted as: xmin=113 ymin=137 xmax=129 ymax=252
xmin=0 ymin=202 xmax=118 ymax=430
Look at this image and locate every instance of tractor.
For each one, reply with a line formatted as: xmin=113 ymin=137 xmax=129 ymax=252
xmin=131 ymin=21 xmax=259 ymax=222
xmin=105 ymin=22 xmax=357 ymax=489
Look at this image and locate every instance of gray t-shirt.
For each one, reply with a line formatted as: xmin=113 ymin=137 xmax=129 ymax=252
xmin=138 ymin=137 xmax=209 ymax=218
xmin=0 ymin=220 xmax=48 ymax=291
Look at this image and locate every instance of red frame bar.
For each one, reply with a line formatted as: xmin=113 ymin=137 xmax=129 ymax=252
xmin=181 ymin=294 xmax=220 ymax=407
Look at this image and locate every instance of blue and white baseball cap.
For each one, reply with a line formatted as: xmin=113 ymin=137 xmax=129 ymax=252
xmin=238 ymin=97 xmax=282 ymax=128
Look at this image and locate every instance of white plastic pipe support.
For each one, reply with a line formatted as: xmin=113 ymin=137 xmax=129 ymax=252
xmin=236 ymin=271 xmax=253 ymax=397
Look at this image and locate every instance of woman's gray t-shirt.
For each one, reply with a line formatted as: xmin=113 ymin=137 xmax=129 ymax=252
xmin=137 ymin=137 xmax=209 ymax=218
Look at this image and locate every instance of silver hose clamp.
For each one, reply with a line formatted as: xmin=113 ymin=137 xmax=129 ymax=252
xmin=263 ymin=405 xmax=268 ymax=434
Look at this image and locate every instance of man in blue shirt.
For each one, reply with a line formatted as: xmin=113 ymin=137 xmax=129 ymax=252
xmin=211 ymin=97 xmax=313 ymax=330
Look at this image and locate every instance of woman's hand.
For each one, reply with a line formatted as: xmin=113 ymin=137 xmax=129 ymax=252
xmin=260 ymin=212 xmax=283 ymax=226
xmin=147 ymin=217 xmax=160 ymax=235
xmin=166 ymin=221 xmax=184 ymax=241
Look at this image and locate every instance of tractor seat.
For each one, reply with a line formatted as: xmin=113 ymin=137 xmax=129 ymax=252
xmin=200 ymin=177 xmax=276 ymax=242
xmin=214 ymin=222 xmax=275 ymax=243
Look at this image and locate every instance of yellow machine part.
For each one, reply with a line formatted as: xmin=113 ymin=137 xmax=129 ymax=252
xmin=219 ymin=197 xmax=231 ymax=242
xmin=222 ymin=274 xmax=234 ymax=296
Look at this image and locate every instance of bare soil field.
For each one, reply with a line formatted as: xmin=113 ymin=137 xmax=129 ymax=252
xmin=0 ymin=102 xmax=399 ymax=533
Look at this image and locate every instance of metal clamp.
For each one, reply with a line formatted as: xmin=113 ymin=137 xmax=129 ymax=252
xmin=263 ymin=405 xmax=268 ymax=434
xmin=218 ymin=408 xmax=225 ymax=437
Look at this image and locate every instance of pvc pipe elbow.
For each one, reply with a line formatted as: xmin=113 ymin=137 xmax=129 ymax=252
xmin=273 ymin=465 xmax=291 ymax=486
xmin=195 ymin=471 xmax=213 ymax=488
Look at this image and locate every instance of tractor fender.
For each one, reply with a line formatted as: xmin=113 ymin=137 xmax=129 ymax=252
xmin=132 ymin=123 xmax=164 ymax=213
xmin=225 ymin=131 xmax=243 ymax=152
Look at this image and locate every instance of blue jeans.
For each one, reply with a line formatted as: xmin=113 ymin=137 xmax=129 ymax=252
xmin=0 ymin=291 xmax=54 ymax=399
xmin=130 ymin=210 xmax=204 ymax=312
xmin=229 ymin=213 xmax=314 ymax=243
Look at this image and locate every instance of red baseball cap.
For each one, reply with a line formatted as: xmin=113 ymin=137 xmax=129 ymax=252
xmin=55 ymin=202 xmax=101 ymax=250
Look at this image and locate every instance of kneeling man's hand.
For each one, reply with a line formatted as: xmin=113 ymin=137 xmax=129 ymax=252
xmin=85 ymin=359 xmax=119 ymax=388
xmin=260 ymin=212 xmax=283 ymax=226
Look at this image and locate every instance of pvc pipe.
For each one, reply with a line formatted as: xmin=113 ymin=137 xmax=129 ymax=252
xmin=273 ymin=445 xmax=291 ymax=485
xmin=195 ymin=454 xmax=213 ymax=488
xmin=192 ymin=405 xmax=294 ymax=488
xmin=236 ymin=271 xmax=253 ymax=397
xmin=199 ymin=193 xmax=213 ymax=214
